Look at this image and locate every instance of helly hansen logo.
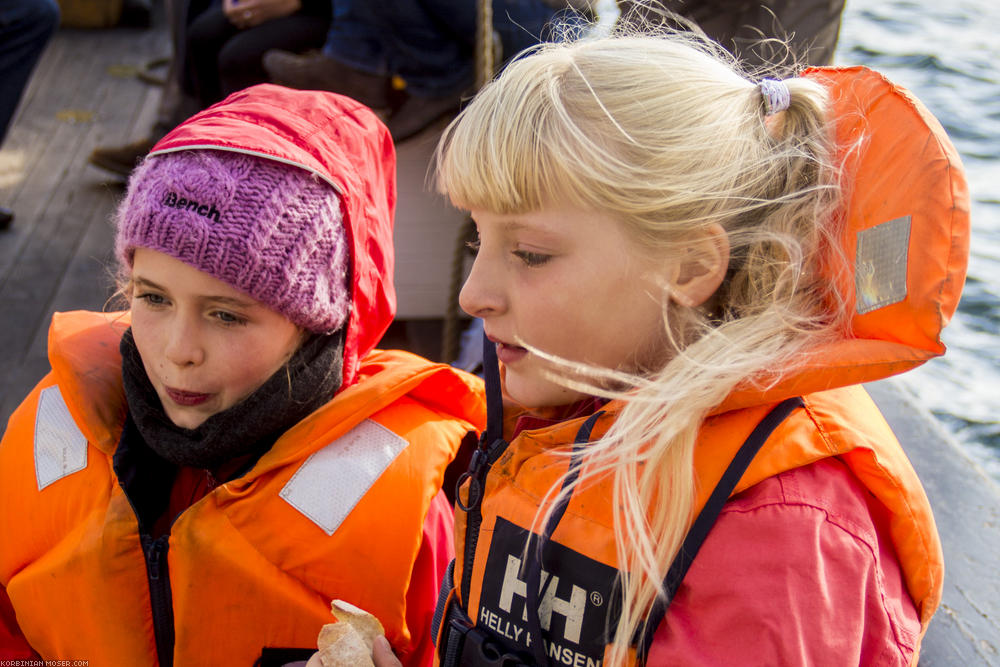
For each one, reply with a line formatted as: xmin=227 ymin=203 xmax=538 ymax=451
xmin=479 ymin=517 xmax=622 ymax=666
xmin=499 ymin=554 xmax=588 ymax=643
xmin=162 ymin=191 xmax=221 ymax=223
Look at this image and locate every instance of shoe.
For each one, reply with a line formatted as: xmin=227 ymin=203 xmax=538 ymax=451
xmin=263 ymin=50 xmax=391 ymax=109
xmin=385 ymin=92 xmax=463 ymax=143
xmin=0 ymin=206 xmax=12 ymax=231
xmin=88 ymin=137 xmax=157 ymax=177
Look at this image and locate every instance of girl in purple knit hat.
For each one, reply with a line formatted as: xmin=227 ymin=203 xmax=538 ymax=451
xmin=0 ymin=84 xmax=484 ymax=666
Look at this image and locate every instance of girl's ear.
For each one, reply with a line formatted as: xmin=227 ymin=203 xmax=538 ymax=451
xmin=670 ymin=223 xmax=730 ymax=308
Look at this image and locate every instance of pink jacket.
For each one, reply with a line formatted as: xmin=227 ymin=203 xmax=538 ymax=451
xmin=650 ymin=457 xmax=920 ymax=665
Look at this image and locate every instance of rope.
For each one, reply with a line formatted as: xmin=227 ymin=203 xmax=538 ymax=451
xmin=475 ymin=0 xmax=496 ymax=89
xmin=442 ymin=0 xmax=497 ymax=362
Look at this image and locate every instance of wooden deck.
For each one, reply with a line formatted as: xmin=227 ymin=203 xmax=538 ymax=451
xmin=0 ymin=20 xmax=168 ymax=424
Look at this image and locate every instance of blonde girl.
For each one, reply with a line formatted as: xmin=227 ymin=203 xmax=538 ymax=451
xmin=411 ymin=28 xmax=965 ymax=667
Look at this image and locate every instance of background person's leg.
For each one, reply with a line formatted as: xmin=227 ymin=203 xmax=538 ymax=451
xmin=218 ymin=14 xmax=330 ymax=98
xmin=185 ymin=2 xmax=240 ymax=107
xmin=0 ymin=0 xmax=58 ymax=228
xmin=0 ymin=0 xmax=60 ymax=144
xmin=87 ymin=0 xmax=205 ymax=177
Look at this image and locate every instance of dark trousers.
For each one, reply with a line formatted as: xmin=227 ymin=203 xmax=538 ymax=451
xmin=0 ymin=0 xmax=59 ymax=143
xmin=185 ymin=4 xmax=330 ymax=107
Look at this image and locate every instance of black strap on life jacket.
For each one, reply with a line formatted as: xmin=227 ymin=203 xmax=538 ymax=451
xmin=432 ymin=332 xmax=529 ymax=666
xmin=634 ymin=395 xmax=805 ymax=663
xmin=522 ymin=411 xmax=603 ymax=665
xmin=482 ymin=331 xmax=504 ymax=446
xmin=451 ymin=334 xmax=509 ymax=596
xmin=430 ymin=558 xmax=455 ymax=651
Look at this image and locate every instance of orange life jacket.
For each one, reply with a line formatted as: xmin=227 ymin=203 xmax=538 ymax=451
xmin=434 ymin=65 xmax=968 ymax=666
xmin=444 ymin=387 xmax=941 ymax=666
xmin=0 ymin=310 xmax=485 ymax=666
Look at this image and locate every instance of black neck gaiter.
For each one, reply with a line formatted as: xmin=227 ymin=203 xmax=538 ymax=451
xmin=120 ymin=327 xmax=344 ymax=469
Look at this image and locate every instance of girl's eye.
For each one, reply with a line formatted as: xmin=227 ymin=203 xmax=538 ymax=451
xmin=513 ymin=250 xmax=552 ymax=267
xmin=212 ymin=310 xmax=247 ymax=326
xmin=136 ymin=293 xmax=167 ymax=307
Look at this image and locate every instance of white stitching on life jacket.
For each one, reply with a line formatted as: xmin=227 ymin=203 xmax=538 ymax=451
xmin=34 ymin=385 xmax=89 ymax=491
xmin=279 ymin=419 xmax=408 ymax=535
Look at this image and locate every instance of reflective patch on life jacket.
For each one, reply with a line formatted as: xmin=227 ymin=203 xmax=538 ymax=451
xmin=34 ymin=385 xmax=89 ymax=491
xmin=279 ymin=419 xmax=408 ymax=535
xmin=856 ymin=215 xmax=911 ymax=314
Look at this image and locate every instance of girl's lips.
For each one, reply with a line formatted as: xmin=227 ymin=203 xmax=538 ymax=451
xmin=495 ymin=341 xmax=528 ymax=365
xmin=165 ymin=387 xmax=212 ymax=407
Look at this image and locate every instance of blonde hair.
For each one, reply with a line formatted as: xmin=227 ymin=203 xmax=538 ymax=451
xmin=435 ymin=31 xmax=844 ymax=665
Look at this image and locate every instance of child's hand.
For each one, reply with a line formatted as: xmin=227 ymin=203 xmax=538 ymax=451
xmin=301 ymin=636 xmax=399 ymax=667
xmin=373 ymin=636 xmax=402 ymax=667
xmin=223 ymin=0 xmax=301 ymax=28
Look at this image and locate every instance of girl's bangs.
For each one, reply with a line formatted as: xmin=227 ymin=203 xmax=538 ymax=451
xmin=436 ymin=54 xmax=583 ymax=214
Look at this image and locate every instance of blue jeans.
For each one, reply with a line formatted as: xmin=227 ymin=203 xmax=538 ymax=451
xmin=323 ymin=0 xmax=561 ymax=97
xmin=0 ymin=0 xmax=59 ymax=143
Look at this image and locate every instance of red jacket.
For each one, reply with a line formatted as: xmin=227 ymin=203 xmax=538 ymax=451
xmin=649 ymin=456 xmax=922 ymax=665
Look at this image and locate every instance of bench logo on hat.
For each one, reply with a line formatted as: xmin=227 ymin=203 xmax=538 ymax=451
xmin=162 ymin=191 xmax=221 ymax=223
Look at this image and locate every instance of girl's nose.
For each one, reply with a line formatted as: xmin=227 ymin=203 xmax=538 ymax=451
xmin=459 ymin=255 xmax=506 ymax=319
xmin=458 ymin=252 xmax=507 ymax=318
xmin=164 ymin=316 xmax=205 ymax=367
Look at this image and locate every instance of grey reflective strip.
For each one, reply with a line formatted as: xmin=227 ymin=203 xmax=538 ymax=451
xmin=34 ymin=386 xmax=89 ymax=491
xmin=279 ymin=419 xmax=408 ymax=535
xmin=856 ymin=215 xmax=911 ymax=315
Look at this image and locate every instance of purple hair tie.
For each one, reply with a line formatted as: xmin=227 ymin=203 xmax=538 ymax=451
xmin=759 ymin=78 xmax=791 ymax=116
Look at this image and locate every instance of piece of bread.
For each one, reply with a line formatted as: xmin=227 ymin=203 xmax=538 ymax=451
xmin=316 ymin=600 xmax=387 ymax=667
xmin=317 ymin=622 xmax=372 ymax=667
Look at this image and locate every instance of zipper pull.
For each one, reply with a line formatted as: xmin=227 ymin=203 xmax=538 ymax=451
xmin=455 ymin=439 xmax=495 ymax=513
xmin=148 ymin=538 xmax=165 ymax=580
xmin=468 ymin=447 xmax=488 ymax=476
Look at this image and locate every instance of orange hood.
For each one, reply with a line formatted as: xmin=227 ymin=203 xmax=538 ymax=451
xmin=716 ymin=66 xmax=969 ymax=413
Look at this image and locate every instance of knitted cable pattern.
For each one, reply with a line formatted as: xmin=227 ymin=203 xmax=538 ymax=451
xmin=115 ymin=150 xmax=350 ymax=333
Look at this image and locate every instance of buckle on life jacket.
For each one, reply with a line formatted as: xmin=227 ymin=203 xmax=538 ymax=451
xmin=438 ymin=587 xmax=530 ymax=667
xmin=444 ymin=617 xmax=530 ymax=667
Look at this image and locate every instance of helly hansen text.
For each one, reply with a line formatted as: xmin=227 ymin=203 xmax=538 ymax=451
xmin=162 ymin=192 xmax=221 ymax=223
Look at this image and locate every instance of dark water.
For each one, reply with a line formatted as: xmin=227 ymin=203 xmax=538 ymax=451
xmin=837 ymin=0 xmax=1000 ymax=482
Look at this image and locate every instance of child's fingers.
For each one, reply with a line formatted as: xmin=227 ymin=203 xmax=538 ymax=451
xmin=372 ymin=635 xmax=403 ymax=667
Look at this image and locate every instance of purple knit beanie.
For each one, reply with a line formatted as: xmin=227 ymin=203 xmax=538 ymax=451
xmin=115 ymin=149 xmax=350 ymax=334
